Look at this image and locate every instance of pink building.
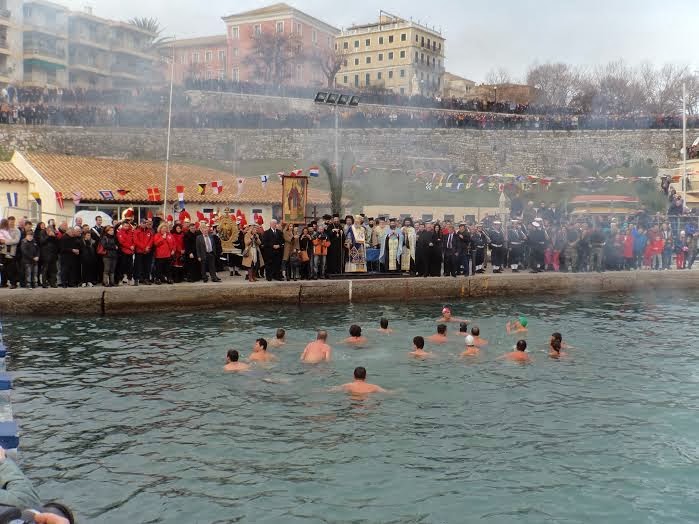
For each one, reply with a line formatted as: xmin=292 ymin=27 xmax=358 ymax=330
xmin=222 ymin=2 xmax=339 ymax=86
xmin=166 ymin=35 xmax=228 ymax=85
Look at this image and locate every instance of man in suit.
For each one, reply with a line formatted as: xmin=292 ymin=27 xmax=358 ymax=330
xmin=195 ymin=223 xmax=221 ymax=282
xmin=442 ymin=223 xmax=458 ymax=277
xmin=262 ymin=219 xmax=285 ymax=281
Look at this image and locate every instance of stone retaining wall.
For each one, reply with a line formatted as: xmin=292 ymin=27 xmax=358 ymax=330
xmin=0 ymin=272 xmax=692 ymax=316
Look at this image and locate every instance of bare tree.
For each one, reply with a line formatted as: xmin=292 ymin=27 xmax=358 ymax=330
xmin=244 ymin=30 xmax=305 ymax=85
xmin=526 ymin=62 xmax=581 ymax=107
xmin=485 ymin=67 xmax=512 ymax=85
xmin=639 ymin=62 xmax=693 ymax=114
xmin=312 ymin=48 xmax=347 ymax=88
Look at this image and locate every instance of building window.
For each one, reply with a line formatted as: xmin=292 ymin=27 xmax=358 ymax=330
xmin=379 ymin=36 xmax=384 ymax=45
xmin=327 ymin=36 xmax=331 ymax=47
xmin=400 ymin=87 xmax=405 ymax=95
xmin=421 ymin=36 xmax=425 ymax=47
xmin=422 ymin=214 xmax=434 ymax=222
xmin=253 ymin=24 xmax=261 ymax=36
xmin=438 ymin=42 xmax=441 ymax=51
xmin=389 ymin=35 xmax=394 ymax=43
xmin=388 ymin=70 xmax=393 ymax=79
xmin=427 ymin=38 xmax=430 ymax=48
xmin=377 ymin=71 xmax=382 ymax=80
xmin=343 ymin=59 xmax=347 ymax=67
xmin=388 ymin=51 xmax=394 ymax=60
xmin=365 ymin=73 xmax=370 ymax=85
xmin=343 ymin=41 xmax=349 ymax=49
xmin=421 ymin=72 xmax=424 ymax=80
xmin=343 ymin=75 xmax=348 ymax=84
xmin=205 ymin=51 xmax=212 ymax=62
xmin=231 ymin=26 xmax=239 ymax=39
xmin=192 ymin=52 xmax=199 ymax=63
xmin=218 ymin=69 xmax=225 ymax=80
xmin=233 ymin=48 xmax=239 ymax=57
xmin=421 ymin=53 xmax=424 ymax=63
xmin=218 ymin=50 xmax=225 ymax=63
xmin=414 ymin=51 xmax=418 ymax=61
xmin=400 ymin=50 xmax=405 ymax=58
xmin=354 ymin=40 xmax=359 ymax=48
xmin=400 ymin=33 xmax=406 ymax=41
xmin=365 ymin=38 xmax=370 ymax=46
xmin=354 ymin=74 xmax=359 ymax=87
xmin=312 ymin=30 xmax=317 ymax=44
xmin=295 ymin=22 xmax=302 ymax=35
xmin=400 ymin=69 xmax=405 ymax=78
xmin=433 ymin=42 xmax=436 ymax=51
xmin=378 ymin=53 xmax=383 ymax=61
xmin=179 ymin=54 xmax=187 ymax=64
xmin=232 ymin=67 xmax=239 ymax=81
xmin=276 ymin=21 xmax=284 ymax=33
xmin=366 ymin=56 xmax=371 ymax=64
xmin=415 ymin=34 xmax=419 ymax=42
xmin=296 ymin=64 xmax=303 ymax=80
xmin=354 ymin=58 xmax=359 ymax=66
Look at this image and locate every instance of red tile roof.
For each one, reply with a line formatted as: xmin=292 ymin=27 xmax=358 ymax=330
xmin=0 ymin=162 xmax=27 ymax=182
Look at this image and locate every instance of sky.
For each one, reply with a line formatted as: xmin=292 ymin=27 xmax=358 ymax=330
xmin=63 ymin=0 xmax=698 ymax=83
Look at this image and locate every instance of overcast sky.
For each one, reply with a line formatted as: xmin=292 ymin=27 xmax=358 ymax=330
xmin=65 ymin=0 xmax=698 ymax=82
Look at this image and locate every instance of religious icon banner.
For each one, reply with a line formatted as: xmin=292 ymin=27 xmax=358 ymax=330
xmin=281 ymin=175 xmax=308 ymax=224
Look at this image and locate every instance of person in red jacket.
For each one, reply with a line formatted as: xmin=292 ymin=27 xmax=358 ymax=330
xmin=170 ymin=223 xmax=185 ymax=283
xmin=153 ymin=223 xmax=175 ymax=284
xmin=115 ymin=221 xmax=135 ymax=285
xmin=623 ymin=226 xmax=635 ymax=269
xmin=133 ymin=219 xmax=154 ymax=285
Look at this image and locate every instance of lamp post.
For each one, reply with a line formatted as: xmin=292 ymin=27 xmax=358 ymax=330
xmin=163 ymin=39 xmax=175 ymax=217
xmin=494 ymin=85 xmax=497 ymax=106
xmin=314 ymin=91 xmax=360 ymax=182
xmin=682 ymin=82 xmax=687 ymax=208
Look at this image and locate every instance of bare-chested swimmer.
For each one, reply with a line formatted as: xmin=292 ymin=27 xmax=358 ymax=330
xmin=427 ymin=324 xmax=448 ymax=344
xmin=500 ymin=339 xmax=531 ymax=362
xmin=461 ymin=335 xmax=480 ymax=357
xmin=223 ymin=349 xmax=250 ymax=372
xmin=377 ymin=318 xmax=393 ymax=334
xmin=549 ymin=339 xmax=567 ymax=359
xmin=269 ymin=328 xmax=287 ymax=347
xmin=336 ymin=366 xmax=387 ymax=395
xmin=470 ymin=326 xmax=488 ymax=346
xmin=301 ymin=330 xmax=332 ymax=363
xmin=409 ymin=336 xmax=433 ymax=358
xmin=249 ymin=338 xmax=278 ymax=362
xmin=437 ymin=307 xmax=469 ymax=323
xmin=506 ymin=316 xmax=528 ymax=334
xmin=343 ymin=324 xmax=368 ymax=345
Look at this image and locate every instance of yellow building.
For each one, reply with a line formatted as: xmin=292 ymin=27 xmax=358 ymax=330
xmin=362 ymin=205 xmax=498 ymax=224
xmin=335 ymin=11 xmax=445 ymax=96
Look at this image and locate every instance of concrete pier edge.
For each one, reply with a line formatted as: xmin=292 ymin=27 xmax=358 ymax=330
xmin=0 ymin=271 xmax=693 ymax=316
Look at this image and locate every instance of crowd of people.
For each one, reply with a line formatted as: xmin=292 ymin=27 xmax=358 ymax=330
xmin=1 ymin=83 xmax=699 ymax=132
xmin=0 ymin=201 xmax=695 ymax=290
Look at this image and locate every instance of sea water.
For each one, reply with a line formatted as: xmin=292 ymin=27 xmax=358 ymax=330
xmin=4 ymin=292 xmax=699 ymax=523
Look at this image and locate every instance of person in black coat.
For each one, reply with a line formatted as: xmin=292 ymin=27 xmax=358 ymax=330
xmin=261 ymin=220 xmax=285 ymax=281
xmin=59 ymin=226 xmax=81 ymax=287
xmin=455 ymin=223 xmax=472 ymax=275
xmin=39 ymin=227 xmax=59 ymax=288
xmin=79 ymin=231 xmax=98 ymax=286
xmin=429 ymin=223 xmax=443 ymax=276
xmin=183 ymin=222 xmax=201 ymax=282
xmin=416 ymin=223 xmax=435 ymax=277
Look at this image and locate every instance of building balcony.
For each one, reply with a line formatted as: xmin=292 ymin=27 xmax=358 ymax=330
xmin=24 ymin=46 xmax=67 ymax=67
xmin=0 ymin=37 xmax=9 ymax=55
xmin=23 ymin=22 xmax=68 ymax=39
xmin=0 ymin=66 xmax=12 ymax=81
xmin=111 ymin=67 xmax=140 ymax=81
xmin=70 ymin=35 xmax=111 ymax=52
xmin=70 ymin=61 xmax=110 ymax=76
xmin=0 ymin=9 xmax=10 ymax=26
xmin=111 ymin=42 xmax=155 ymax=61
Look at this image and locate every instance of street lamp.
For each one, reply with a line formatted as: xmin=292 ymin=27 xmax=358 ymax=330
xmin=162 ymin=38 xmax=176 ymax=217
xmin=494 ymin=85 xmax=497 ymax=105
xmin=314 ymin=91 xmax=360 ymax=176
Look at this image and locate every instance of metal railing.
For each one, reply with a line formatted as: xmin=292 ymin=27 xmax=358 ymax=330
xmin=24 ymin=46 xmax=66 ymax=59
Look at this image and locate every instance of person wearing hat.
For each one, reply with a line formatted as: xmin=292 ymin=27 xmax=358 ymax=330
xmin=379 ymin=217 xmax=403 ymax=273
xmin=507 ymin=218 xmax=525 ymax=272
xmin=345 ymin=215 xmax=367 ymax=273
xmin=488 ymin=220 xmax=505 ymax=273
xmin=528 ymin=221 xmax=546 ymax=273
xmin=400 ymin=217 xmax=417 ymax=274
xmin=471 ymin=223 xmax=488 ymax=274
xmin=326 ymin=214 xmax=345 ymax=276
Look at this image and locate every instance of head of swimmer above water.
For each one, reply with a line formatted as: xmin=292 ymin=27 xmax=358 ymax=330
xmin=516 ymin=340 xmax=527 ymax=352
xmin=380 ymin=318 xmax=389 ymax=329
xmin=551 ymin=340 xmax=561 ymax=353
xmin=471 ymin=326 xmax=480 ymax=337
xmin=442 ymin=307 xmax=451 ymax=319
xmin=227 ymin=349 xmax=239 ymax=362
xmin=276 ymin=328 xmax=285 ymax=340
xmin=516 ymin=316 xmax=528 ymax=328
xmin=437 ymin=324 xmax=447 ymax=335
xmin=413 ymin=336 xmax=425 ymax=350
xmin=317 ymin=330 xmax=328 ymax=341
xmin=551 ymin=332 xmax=562 ymax=344
xmin=459 ymin=322 xmax=469 ymax=333
xmin=255 ymin=338 xmax=268 ymax=351
xmin=354 ymin=366 xmax=367 ymax=381
xmin=349 ymin=325 xmax=362 ymax=338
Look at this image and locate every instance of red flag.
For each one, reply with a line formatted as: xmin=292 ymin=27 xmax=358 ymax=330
xmin=196 ymin=210 xmax=205 ymax=222
xmin=55 ymin=191 xmax=64 ymax=209
xmin=147 ymin=187 xmax=161 ymax=202
xmin=289 ymin=169 xmax=303 ymax=177
xmin=179 ymin=210 xmax=191 ymax=223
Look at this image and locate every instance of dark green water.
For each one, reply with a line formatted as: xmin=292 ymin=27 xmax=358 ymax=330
xmin=4 ymin=292 xmax=699 ymax=523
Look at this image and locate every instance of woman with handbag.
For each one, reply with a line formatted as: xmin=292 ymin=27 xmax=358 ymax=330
xmin=242 ymin=225 xmax=264 ymax=283
xmin=299 ymin=227 xmax=313 ymax=280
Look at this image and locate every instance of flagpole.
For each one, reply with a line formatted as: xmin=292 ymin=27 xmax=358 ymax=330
xmin=682 ymin=82 xmax=687 ymax=209
xmin=163 ymin=39 xmax=175 ymax=217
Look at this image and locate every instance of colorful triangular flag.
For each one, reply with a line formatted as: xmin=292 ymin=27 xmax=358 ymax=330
xmin=5 ymin=192 xmax=17 ymax=208
xmin=147 ymin=187 xmax=161 ymax=202
xmin=55 ymin=191 xmax=64 ymax=210
xmin=176 ymin=185 xmax=185 ymax=209
xmin=31 ymin=192 xmax=41 ymax=205
xmin=100 ymin=190 xmax=115 ymax=200
xmin=289 ymin=169 xmax=302 ymax=177
xmin=197 ymin=182 xmax=207 ymax=195
xmin=116 ymin=189 xmax=129 ymax=197
xmin=236 ymin=178 xmax=245 ymax=197
xmin=260 ymin=174 xmax=269 ymax=187
xmin=211 ymin=180 xmax=223 ymax=194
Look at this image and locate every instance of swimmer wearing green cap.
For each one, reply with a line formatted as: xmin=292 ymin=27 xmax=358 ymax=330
xmin=506 ymin=316 xmax=529 ymax=335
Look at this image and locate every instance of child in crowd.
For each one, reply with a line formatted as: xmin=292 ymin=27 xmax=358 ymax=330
xmin=20 ymin=231 xmax=39 ymax=289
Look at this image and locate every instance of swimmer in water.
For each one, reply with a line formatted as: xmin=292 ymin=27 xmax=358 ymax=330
xmin=337 ymin=366 xmax=387 ymax=395
xmin=377 ymin=318 xmax=393 ymax=334
xmin=506 ymin=316 xmax=528 ymax=334
xmin=500 ymin=339 xmax=531 ymax=362
xmin=343 ymin=324 xmax=368 ymax=345
xmin=269 ymin=328 xmax=286 ymax=347
xmin=223 ymin=349 xmax=251 ymax=372
xmin=249 ymin=338 xmax=278 ymax=362
xmin=301 ymin=330 xmax=332 ymax=363
xmin=427 ymin=324 xmax=448 ymax=344
xmin=458 ymin=322 xmax=469 ymax=335
xmin=470 ymin=326 xmax=489 ymax=346
xmin=461 ymin=335 xmax=480 ymax=357
xmin=549 ymin=339 xmax=567 ymax=359
xmin=409 ymin=336 xmax=433 ymax=358
xmin=437 ymin=307 xmax=469 ymax=323
xmin=550 ymin=332 xmax=570 ymax=350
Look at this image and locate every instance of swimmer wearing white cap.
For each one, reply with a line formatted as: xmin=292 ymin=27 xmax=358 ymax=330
xmin=461 ymin=335 xmax=480 ymax=357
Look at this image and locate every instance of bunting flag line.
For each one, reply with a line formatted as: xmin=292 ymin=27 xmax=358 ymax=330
xmin=116 ymin=189 xmax=129 ymax=197
xmin=309 ymin=166 xmax=320 ymax=177
xmin=72 ymin=191 xmax=82 ymax=205
xmin=196 ymin=210 xmax=205 ymax=223
xmin=176 ymin=185 xmax=185 ymax=209
xmin=99 ymin=190 xmax=115 ymax=201
xmin=260 ymin=174 xmax=269 ymax=187
xmin=5 ymin=192 xmax=17 ymax=208
xmin=147 ymin=187 xmax=161 ymax=202
xmin=30 ymin=192 xmax=41 ymax=206
xmin=289 ymin=169 xmax=303 ymax=177
xmin=197 ymin=182 xmax=207 ymax=195
xmin=55 ymin=192 xmax=64 ymax=210
xmin=211 ymin=180 xmax=224 ymax=194
xmin=236 ymin=178 xmax=245 ymax=196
